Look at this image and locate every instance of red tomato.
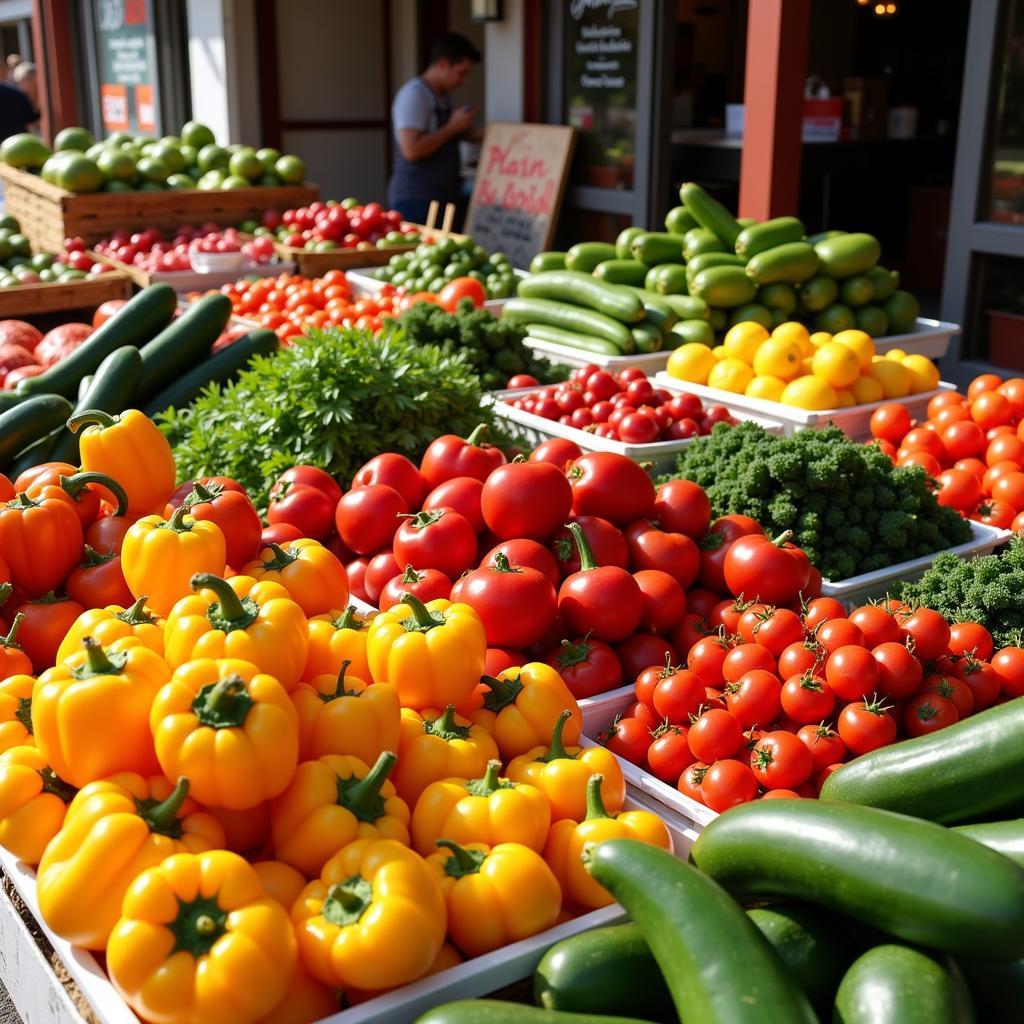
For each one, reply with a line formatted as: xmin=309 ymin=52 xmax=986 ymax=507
xmin=971 ymin=390 xmax=1014 ymax=430
xmin=723 ymin=643 xmax=776 ymax=683
xmin=549 ymin=516 xmax=628 ymax=577
xmin=267 ymin=482 xmax=334 ymax=540
xmin=685 ymin=588 xmax=720 ymax=619
xmin=484 ymin=647 xmax=527 ymax=676
xmin=968 ymin=373 xmax=1003 ymax=400
xmin=869 ymin=403 xmax=912 ymax=445
xmin=334 ymin=484 xmax=406 ymax=555
xmin=616 ymin=633 xmax=678 ymax=682
xmin=654 ymin=479 xmax=712 ymax=538
xmin=379 ymin=566 xmax=453 ymax=611
xmin=803 ymin=597 xmax=847 ymax=630
xmin=904 ymin=693 xmax=958 ymax=736
xmin=723 ymin=532 xmax=811 ymax=606
xmin=982 ymin=460 xmax=1021 ymax=495
xmin=900 ymin=607 xmax=951 ymax=661
xmin=725 ymin=669 xmax=782 ymax=727
xmin=546 ymin=634 xmax=623 ymax=698
xmin=183 ymin=482 xmax=263 ymax=569
xmin=825 ymin=645 xmax=880 ymax=702
xmin=393 ymin=507 xmax=478 ymax=580
xmin=65 ymin=548 xmax=133 ymax=609
xmin=362 ymin=550 xmax=401 ymax=605
xmin=422 ymin=477 xmax=485 ymax=534
xmin=438 ymin=276 xmax=487 ymax=312
xmin=992 ymin=471 xmax=1024 ymax=510
xmin=954 ymin=457 xmax=988 ymax=481
xmin=259 ymin=522 xmax=303 ymax=548
xmin=481 ymin=461 xmax=573 ymax=541
xmin=624 ymin=520 xmax=700 ymax=589
xmin=935 ymin=468 xmax=982 ymax=511
xmin=274 ymin=465 xmax=342 ymax=508
xmin=838 ymin=697 xmax=897 ymax=755
xmin=15 ymin=594 xmax=85 ymax=672
xmin=568 ymin=452 xmax=656 ymax=526
xmin=352 ymin=453 xmax=427 ymax=511
xmin=797 ymin=723 xmax=847 ymax=774
xmin=777 ymin=639 xmax=824 ymax=679
xmin=750 ymin=731 xmax=813 ymax=790
xmin=747 ymin=608 xmax=805 ymax=657
xmin=633 ymin=569 xmax=687 ymax=634
xmin=678 ymin=762 xmax=709 ymax=804
xmin=92 ymin=299 xmax=128 ymax=329
xmin=948 ymin=621 xmax=994 ymax=661
xmin=419 ymin=425 xmax=506 ymax=489
xmin=652 ymin=667 xmax=705 ymax=723
xmin=903 ymin=426 xmax=947 ymax=458
xmin=959 ymin=655 xmax=1001 ymax=711
xmin=976 ymin=499 xmax=1016 ymax=529
xmin=986 ymin=434 xmax=1024 ymax=467
xmin=920 ymin=673 xmax=974 ymax=718
xmin=700 ymin=759 xmax=758 ymax=811
xmin=599 ymin=716 xmax=651 ymax=765
xmin=635 ymin=659 xmax=673 ymax=706
xmin=698 ymin=514 xmax=765 ymax=594
xmin=688 ymin=633 xmax=732 ymax=687
xmin=780 ymin=672 xmax=835 ymax=724
xmin=897 ymin=450 xmax=943 ymax=475
xmin=529 ymin=438 xmax=583 ymax=470
xmin=938 ymin=420 xmax=984 ymax=461
xmin=481 ymin=538 xmax=561 ymax=589
xmin=848 ymin=605 xmax=901 ymax=648
xmin=646 ymin=724 xmax=695 ymax=782
xmin=816 ymin=618 xmax=865 ymax=653
xmin=687 ymin=708 xmax=743 ymax=762
xmin=871 ymin=641 xmax=924 ymax=699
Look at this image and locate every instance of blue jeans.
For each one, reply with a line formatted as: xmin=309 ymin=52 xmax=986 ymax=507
xmin=388 ymin=196 xmax=435 ymax=226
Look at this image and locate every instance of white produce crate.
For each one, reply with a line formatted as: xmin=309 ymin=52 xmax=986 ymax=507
xmin=654 ymin=373 xmax=956 ymax=440
xmin=0 ymin=791 xmax=695 ymax=1024
xmin=874 ymin=318 xmax=958 ymax=360
xmin=346 ymin=268 xmax=525 ymax=313
xmin=577 ymin=684 xmax=635 ymax=719
xmin=523 ymin=334 xmax=672 ymax=374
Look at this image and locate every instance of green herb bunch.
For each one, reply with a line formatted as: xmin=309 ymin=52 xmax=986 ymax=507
xmin=668 ymin=421 xmax=972 ymax=581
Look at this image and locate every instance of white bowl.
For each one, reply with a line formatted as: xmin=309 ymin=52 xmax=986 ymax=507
xmin=188 ymin=249 xmax=246 ymax=273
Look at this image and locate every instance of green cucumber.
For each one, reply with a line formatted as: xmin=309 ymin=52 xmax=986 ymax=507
xmin=959 ymin=958 xmax=1024 ymax=1023
xmin=808 ymin=229 xmax=846 ymax=245
xmin=680 ymin=181 xmax=743 ymax=248
xmin=136 ymin=293 xmax=232 ymax=403
xmin=0 ymin=393 xmax=73 ymax=470
xmin=735 ymin=216 xmax=805 ymax=258
xmin=799 ymin=275 xmax=839 ymax=312
xmin=645 ymin=263 xmax=688 ymax=295
xmin=653 ymin=292 xmax=710 ymax=321
xmin=77 ymin=374 xmax=93 ymax=401
xmin=565 ymin=242 xmax=617 ymax=274
xmin=814 ymin=232 xmax=881 ymax=277
xmin=866 ymin=265 xmax=899 ymax=301
xmin=530 ymin=251 xmax=566 ymax=274
xmin=689 ymin=800 xmax=1024 ymax=959
xmin=627 ymin=293 xmax=676 ymax=332
xmin=518 ymin=271 xmax=644 ymax=323
xmin=670 ymin=319 xmax=715 ymax=346
xmin=615 ymin=227 xmax=645 ymax=260
xmin=833 ymin=945 xmax=976 ymax=1024
xmin=683 ymin=226 xmax=726 ymax=260
xmin=686 ymin=252 xmax=745 ymax=279
xmin=520 ymin=322 xmax=625 ymax=357
xmin=630 ymin=232 xmax=684 ymax=266
xmin=142 ymin=328 xmax=278 ymax=417
xmin=17 ymin=283 xmax=176 ymax=398
xmin=665 ymin=205 xmax=697 ymax=235
xmin=631 ymin=321 xmax=663 ymax=353
xmin=745 ymin=241 xmax=820 ymax=285
xmin=820 ymin=699 xmax=1024 ymax=824
xmin=49 ymin=346 xmax=143 ymax=465
xmin=416 ymin=1002 xmax=650 ymax=1024
xmin=690 ymin=264 xmax=757 ymax=308
xmin=954 ymin=819 xmax=1024 ymax=866
xmin=585 ymin=839 xmax=817 ymax=1024
xmin=0 ymin=391 xmax=29 ymax=414
xmin=593 ymin=259 xmax=649 ymax=287
xmin=534 ymin=923 xmax=674 ymax=1020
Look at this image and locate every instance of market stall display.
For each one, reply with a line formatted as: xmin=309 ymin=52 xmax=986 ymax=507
xmin=373 ymin=234 xmax=519 ymax=300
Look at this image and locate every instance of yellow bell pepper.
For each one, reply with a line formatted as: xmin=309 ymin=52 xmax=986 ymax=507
xmin=271 ymin=751 xmax=410 ymax=878
xmin=426 ymin=840 xmax=561 ymax=957
xmin=506 ymin=709 xmax=625 ymax=823
xmin=303 ymin=604 xmax=373 ymax=682
xmin=392 ymin=704 xmax=499 ymax=807
xmin=290 ymin=660 xmax=400 ymax=764
xmin=164 ymin=574 xmax=309 ymax=690
xmin=411 ymin=759 xmax=551 ymax=856
xmin=0 ymin=673 xmax=34 ymax=753
xmin=472 ymin=663 xmax=582 ymax=762
xmin=208 ymin=801 xmax=272 ymax=855
xmin=0 ymin=744 xmax=76 ymax=863
xmin=252 ymin=860 xmax=308 ymax=910
xmin=292 ymin=837 xmax=446 ymax=992
xmin=242 ymin=539 xmax=349 ymax=618
xmin=122 ymin=506 xmax=227 ymax=616
xmin=544 ymin=774 xmax=673 ymax=910
xmin=150 ymin=657 xmax=299 ymax=810
xmin=55 ymin=595 xmax=165 ymax=664
xmin=32 ymin=636 xmax=169 ymax=788
xmin=37 ymin=773 xmax=225 ymax=948
xmin=70 ymin=408 xmax=176 ymax=518
xmin=366 ymin=596 xmax=486 ymax=713
xmin=106 ymin=849 xmax=296 ymax=1024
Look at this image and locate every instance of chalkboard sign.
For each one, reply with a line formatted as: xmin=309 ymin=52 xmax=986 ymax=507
xmin=465 ymin=122 xmax=576 ymax=269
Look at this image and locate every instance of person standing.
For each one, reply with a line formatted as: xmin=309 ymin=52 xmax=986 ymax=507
xmin=0 ymin=64 xmax=37 ymax=141
xmin=387 ymin=32 xmax=481 ymax=226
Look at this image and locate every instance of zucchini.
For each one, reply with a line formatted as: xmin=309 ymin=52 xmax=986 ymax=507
xmin=686 ymin=252 xmax=745 ymax=279
xmin=959 ymin=958 xmax=1024 ymax=1023
xmin=665 ymin=205 xmax=697 ymax=235
xmin=866 ymin=264 xmax=900 ymax=301
xmin=820 ymin=699 xmax=1024 ymax=824
xmin=142 ymin=328 xmax=277 ymax=417
xmin=518 ymin=271 xmax=644 ymax=323
xmin=17 ymin=283 xmax=176 ymax=398
xmin=0 ymin=394 xmax=73 ymax=470
xmin=615 ymin=227 xmax=645 ymax=260
xmin=630 ymin=232 xmax=685 ymax=266
xmin=416 ymin=1002 xmax=650 ymax=1024
xmin=814 ymin=302 xmax=856 ymax=333
xmin=808 ymin=229 xmax=846 ymax=245
xmin=815 ymin=232 xmax=881 ymax=278
xmin=77 ymin=374 xmax=93 ymax=401
xmin=631 ymin=321 xmax=663 ymax=353
xmin=690 ymin=265 xmax=757 ymax=308
xmin=534 ymin=923 xmax=674 ymax=1020
xmin=735 ymin=216 xmax=805 ymax=258
xmin=529 ymin=251 xmax=566 ymax=274
xmin=645 ymin=291 xmax=710 ymax=321
xmin=689 ymin=800 xmax=1024 ymax=959
xmin=630 ymin=295 xmax=676 ymax=332
xmin=593 ymin=259 xmax=649 ymax=287
xmin=757 ymin=282 xmax=798 ymax=314
xmin=644 ymin=263 xmax=688 ymax=296
xmin=683 ymin=226 xmax=726 ymax=260
xmin=954 ymin=819 xmax=1024 ymax=866
xmin=745 ymin=241 xmax=820 ymax=285
xmin=0 ymin=391 xmax=29 ymax=414
xmin=670 ymin=319 xmax=716 ymax=346
xmin=136 ymin=293 xmax=231 ymax=404
xmin=49 ymin=346 xmax=143 ymax=465
xmin=729 ymin=302 xmax=773 ymax=329
xmin=680 ymin=181 xmax=743 ymax=248
xmin=833 ymin=945 xmax=976 ymax=1024
xmin=523 ymin=323 xmax=625 ymax=357
xmin=587 ymin=840 xmax=817 ymax=1023
xmin=565 ymin=242 xmax=617 ymax=274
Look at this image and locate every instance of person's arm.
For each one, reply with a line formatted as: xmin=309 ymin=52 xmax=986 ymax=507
xmin=396 ymin=104 xmax=477 ymax=163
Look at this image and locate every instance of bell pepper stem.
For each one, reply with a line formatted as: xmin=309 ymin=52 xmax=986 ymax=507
xmin=464 ymin=423 xmax=489 ymax=447
xmin=564 ymin=522 xmax=598 ymax=572
xmin=0 ymin=612 xmax=24 ymax=649
xmin=0 ymin=582 xmax=10 ymax=610
xmin=117 ymin=595 xmax=155 ymax=626
xmin=193 ymin=675 xmax=254 ymax=728
xmin=165 ymin=503 xmax=192 ymax=532
xmin=490 ymin=552 xmax=521 ymax=575
xmin=142 ymin=777 xmax=190 ymax=833
xmin=80 ymin=636 xmax=116 ymax=674
xmin=328 ymin=660 xmax=353 ymax=700
xmin=67 ymin=409 xmax=118 ymax=434
xmin=436 ymin=838 xmax=487 ymax=877
xmin=466 ymin=759 xmax=507 ymax=797
xmin=424 ymin=704 xmax=470 ymax=741
xmin=80 ymin=544 xmax=113 ymax=569
xmin=190 ymin=573 xmax=253 ymax=626
xmin=584 ymin=774 xmax=613 ymax=821
xmin=400 ymin=564 xmax=423 ymax=584
xmin=261 ymin=543 xmax=298 ymax=571
xmin=542 ymin=709 xmax=574 ymax=763
xmin=772 ymin=530 xmax=794 ymax=547
xmin=59 ymin=471 xmax=129 ymax=517
xmin=481 ymin=672 xmax=524 ymax=712
xmin=343 ymin=751 xmax=397 ymax=820
xmin=401 ymin=592 xmax=444 ymax=631
xmin=190 ymin=481 xmax=217 ymax=504
xmin=333 ymin=605 xmax=360 ymax=631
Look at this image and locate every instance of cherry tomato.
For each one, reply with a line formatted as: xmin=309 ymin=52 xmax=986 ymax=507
xmin=777 ymin=639 xmax=824 ymax=679
xmin=646 ymin=723 xmax=695 ymax=782
xmin=688 ymin=633 xmax=733 ymax=688
xmin=816 ymin=618 xmax=865 ymax=653
xmin=993 ymin=646 xmax=1024 ymax=698
xmin=992 ymin=471 xmax=1024 ymax=510
xmin=635 ymin=657 xmax=675 ymax=706
xmin=627 ymin=700 xmax=663 ymax=732
xmin=677 ymin=761 xmax=709 ymax=803
xmin=654 ymin=479 xmax=711 ymax=538
xmin=259 ymin=522 xmax=303 ymax=547
xmin=420 ymin=425 xmax=506 ymax=489
xmin=971 ymin=390 xmax=1014 ymax=430
xmin=700 ymin=758 xmax=758 ymax=811
xmin=362 ymin=550 xmax=401 ymax=604
xmin=379 ymin=565 xmax=452 ymax=611
xmin=568 ymin=452 xmax=656 ymax=526
xmin=273 ymin=465 xmax=342 ymax=507
xmin=652 ymin=667 xmax=705 ymax=723
xmin=825 ymin=645 xmax=880 ymax=702
xmin=747 ymin=608 xmax=805 ymax=657
xmin=352 ymin=453 xmax=427 ymax=510
xmin=900 ymin=607 xmax=951 ymax=661
xmin=948 ymin=621 xmax=994 ymax=661
xmin=725 ymin=669 xmax=782 ymax=727
xmin=838 ymin=697 xmax=897 ymax=755
xmin=869 ymin=403 xmax=912 ymax=445
xmin=393 ymin=507 xmax=478 ymax=580
xmin=780 ymin=672 xmax=835 ymax=724
xmin=796 ymin=723 xmax=847 ymax=775
xmin=546 ymin=634 xmax=623 ymax=698
xmin=698 ymin=515 xmax=764 ymax=594
xmin=724 ymin=531 xmax=811 ymax=606
xmin=549 ymin=516 xmax=628 ymax=577
xmin=872 ymin=640 xmax=924 ymax=699
xmin=904 ymin=693 xmax=958 ymax=736
xmin=334 ymin=484 xmax=406 ymax=555
xmin=600 ymin=716 xmax=651 ymax=765
xmin=939 ymin=420 xmax=984 ymax=461
xmin=936 ymin=468 xmax=982 ymax=511
xmin=616 ymin=633 xmax=678 ymax=682
xmin=267 ymin=482 xmax=334 ymax=540
xmin=687 ymin=708 xmax=743 ymax=762
xmin=722 ymin=643 xmax=776 ymax=683
xmin=959 ymin=655 xmax=1001 ymax=711
xmin=750 ymin=731 xmax=813 ymax=790
xmin=481 ymin=538 xmax=561 ymax=589
xmin=976 ymin=500 xmax=1016 ymax=530
xmin=803 ymin=596 xmax=847 ymax=630
xmin=920 ymin=673 xmax=974 ymax=718
xmin=529 ymin=438 xmax=583 ymax=470
xmin=481 ymin=461 xmax=573 ymax=541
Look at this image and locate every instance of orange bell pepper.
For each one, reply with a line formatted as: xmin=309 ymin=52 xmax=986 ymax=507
xmin=426 ymin=840 xmax=561 ymax=957
xmin=252 ymin=859 xmax=308 ymax=910
xmin=292 ymin=837 xmax=446 ymax=992
xmin=0 ymin=744 xmax=76 ymax=863
xmin=0 ymin=673 xmax=33 ymax=753
xmin=411 ymin=759 xmax=551 ymax=856
xmin=150 ymin=657 xmax=299 ymax=810
xmin=121 ymin=504 xmax=227 ymax=616
xmin=243 ymin=539 xmax=349 ymax=617
xmin=69 ymin=408 xmax=176 ymax=518
xmin=208 ymin=801 xmax=272 ymax=856
xmin=32 ymin=636 xmax=169 ymax=787
xmin=271 ymin=751 xmax=410 ymax=878
xmin=0 ymin=487 xmax=84 ymax=598
xmin=472 ymin=663 xmax=582 ymax=762
xmin=544 ymin=774 xmax=673 ymax=909
xmin=37 ymin=773 xmax=225 ymax=948
xmin=106 ymin=850 xmax=296 ymax=1024
xmin=55 ymin=594 xmax=165 ymax=664
xmin=303 ymin=604 xmax=373 ymax=682
xmin=0 ymin=612 xmax=30 ymax=680
xmin=366 ymin=596 xmax=486 ymax=713
xmin=290 ymin=660 xmax=400 ymax=763
xmin=505 ymin=709 xmax=625 ymax=822
xmin=392 ymin=704 xmax=500 ymax=807
xmin=163 ymin=573 xmax=308 ymax=690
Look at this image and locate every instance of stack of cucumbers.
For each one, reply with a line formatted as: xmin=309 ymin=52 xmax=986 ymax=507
xmin=0 ymin=282 xmax=277 ymax=477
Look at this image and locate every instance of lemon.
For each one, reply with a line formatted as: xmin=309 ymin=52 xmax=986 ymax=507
xmin=901 ymin=353 xmax=940 ymax=393
xmin=667 ymin=342 xmax=716 ymax=384
xmin=833 ymin=329 xmax=876 ymax=369
xmin=723 ymin=321 xmax=769 ymax=364
xmin=809 ymin=331 xmax=833 ymax=349
xmin=884 ymin=347 xmax=908 ymax=361
xmin=708 ymin=357 xmax=755 ymax=393
xmin=801 ymin=355 xmax=815 ymax=373
xmin=834 ymin=388 xmax=856 ymax=408
xmin=712 ymin=344 xmax=728 ymax=361
xmin=851 ymin=374 xmax=884 ymax=404
xmin=812 ymin=341 xmax=861 ymax=389
xmin=866 ymin=357 xmax=912 ymax=399
xmin=771 ymin=321 xmax=811 ymax=353
xmin=746 ymin=375 xmax=786 ymax=402
xmin=753 ymin=336 xmax=803 ymax=381
xmin=780 ymin=375 xmax=839 ymax=410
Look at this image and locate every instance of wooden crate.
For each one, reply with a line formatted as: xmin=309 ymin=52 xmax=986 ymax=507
xmin=0 ymin=259 xmax=131 ymax=317
xmin=0 ymin=164 xmax=318 ymax=252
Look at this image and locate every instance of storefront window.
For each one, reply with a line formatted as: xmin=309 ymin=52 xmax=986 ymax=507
xmin=986 ymin=0 xmax=1024 ymax=222
xmin=563 ymin=0 xmax=639 ymax=190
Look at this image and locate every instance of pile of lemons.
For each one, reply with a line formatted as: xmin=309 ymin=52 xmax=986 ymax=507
xmin=665 ymin=321 xmax=939 ymax=411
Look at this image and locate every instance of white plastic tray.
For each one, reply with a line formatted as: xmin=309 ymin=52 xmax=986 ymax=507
xmin=346 ymin=268 xmax=525 ymax=313
xmin=874 ymin=318 xmax=958 ymax=360
xmin=523 ymin=334 xmax=673 ymax=373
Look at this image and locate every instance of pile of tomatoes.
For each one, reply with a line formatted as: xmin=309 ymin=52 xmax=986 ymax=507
xmin=505 ymin=366 xmax=738 ymax=444
xmin=868 ymin=373 xmax=1024 ymax=530
xmin=601 ymin=595 xmax=1023 ymax=813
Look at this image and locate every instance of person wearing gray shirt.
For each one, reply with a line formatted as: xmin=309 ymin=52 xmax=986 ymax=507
xmin=387 ymin=32 xmax=481 ymax=226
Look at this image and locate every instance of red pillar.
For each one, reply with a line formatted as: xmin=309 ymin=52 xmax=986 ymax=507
xmin=31 ymin=0 xmax=77 ymax=144
xmin=738 ymin=0 xmax=810 ymax=220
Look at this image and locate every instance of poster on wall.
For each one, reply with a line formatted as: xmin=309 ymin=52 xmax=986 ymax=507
xmin=93 ymin=0 xmax=160 ymax=135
